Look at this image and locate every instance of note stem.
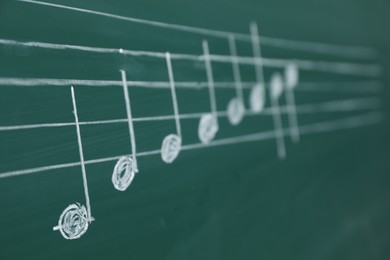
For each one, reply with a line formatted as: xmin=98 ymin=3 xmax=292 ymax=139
xmin=202 ymin=40 xmax=219 ymax=126
xmin=120 ymin=70 xmax=139 ymax=172
xmin=228 ymin=34 xmax=244 ymax=102
xmin=270 ymin=95 xmax=286 ymax=159
xmin=250 ymin=22 xmax=265 ymax=87
xmin=165 ymin=52 xmax=182 ymax=138
xmin=286 ymin=84 xmax=300 ymax=143
xmin=71 ymin=86 xmax=93 ymax=221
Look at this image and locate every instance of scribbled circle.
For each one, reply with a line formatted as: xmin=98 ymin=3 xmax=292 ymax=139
xmin=285 ymin=63 xmax=298 ymax=89
xmin=56 ymin=203 xmax=89 ymax=240
xmin=112 ymin=156 xmax=136 ymax=191
xmin=270 ymin=73 xmax=283 ymax=99
xmin=198 ymin=113 xmax=219 ymax=144
xmin=161 ymin=134 xmax=182 ymax=164
xmin=227 ymin=97 xmax=245 ymax=125
xmin=249 ymin=83 xmax=265 ymax=112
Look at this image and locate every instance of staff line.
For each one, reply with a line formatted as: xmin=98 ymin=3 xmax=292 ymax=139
xmin=0 ymin=77 xmax=384 ymax=93
xmin=0 ymin=39 xmax=382 ymax=77
xmin=0 ymin=111 xmax=383 ymax=180
xmin=17 ymin=0 xmax=377 ymax=59
xmin=0 ymin=97 xmax=381 ymax=132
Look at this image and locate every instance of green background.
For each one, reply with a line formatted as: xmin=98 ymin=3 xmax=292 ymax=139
xmin=0 ymin=0 xmax=389 ymax=259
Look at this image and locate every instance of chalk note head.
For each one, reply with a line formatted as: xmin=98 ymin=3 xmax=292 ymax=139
xmin=161 ymin=134 xmax=182 ymax=164
xmin=227 ymin=97 xmax=245 ymax=125
xmin=53 ymin=203 xmax=90 ymax=240
xmin=198 ymin=113 xmax=219 ymax=144
xmin=250 ymin=83 xmax=265 ymax=112
xmin=285 ymin=63 xmax=299 ymax=89
xmin=270 ymin=73 xmax=283 ymax=100
xmin=112 ymin=156 xmax=137 ymax=191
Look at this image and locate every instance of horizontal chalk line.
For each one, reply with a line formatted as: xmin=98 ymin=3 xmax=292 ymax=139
xmin=0 ymin=77 xmax=383 ymax=93
xmin=0 ymin=111 xmax=383 ymax=180
xmin=0 ymin=39 xmax=382 ymax=76
xmin=17 ymin=0 xmax=377 ymax=59
xmin=0 ymin=97 xmax=381 ymax=132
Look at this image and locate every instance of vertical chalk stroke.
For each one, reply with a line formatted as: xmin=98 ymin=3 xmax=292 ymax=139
xmin=198 ymin=40 xmax=219 ymax=144
xmin=249 ymin=22 xmax=266 ymax=113
xmin=227 ymin=34 xmax=246 ymax=126
xmin=111 ymin=71 xmax=139 ymax=191
xmin=270 ymin=74 xmax=287 ymax=159
xmin=285 ymin=63 xmax=300 ymax=143
xmin=53 ymin=86 xmax=94 ymax=240
xmin=161 ymin=52 xmax=183 ymax=164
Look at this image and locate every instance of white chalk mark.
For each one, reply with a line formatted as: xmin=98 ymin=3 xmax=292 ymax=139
xmin=227 ymin=34 xmax=245 ymax=125
xmin=299 ymin=112 xmax=382 ymax=135
xmin=203 ymin=41 xmax=218 ymax=120
xmin=284 ymin=63 xmax=300 ymax=143
xmin=0 ymin=77 xmax=383 ymax=93
xmin=294 ymin=98 xmax=381 ymax=114
xmin=53 ymin=203 xmax=89 ymax=240
xmin=17 ymin=0 xmax=378 ymax=59
xmin=70 ymin=87 xmax=93 ymax=222
xmin=0 ymin=112 xmax=382 ymax=180
xmin=161 ymin=134 xmax=182 ymax=164
xmin=198 ymin=41 xmax=219 ymax=144
xmin=0 ymin=38 xmax=382 ymax=76
xmin=198 ymin=114 xmax=219 ymax=145
xmin=297 ymin=81 xmax=384 ymax=93
xmin=53 ymin=87 xmax=93 ymax=240
xmin=165 ymin=53 xmax=182 ymax=138
xmin=249 ymin=85 xmax=265 ymax=113
xmin=0 ymin=97 xmax=381 ymax=132
xmin=249 ymin=22 xmax=266 ymax=113
xmin=250 ymin=23 xmax=265 ymax=91
xmin=111 ymin=156 xmax=136 ymax=191
xmin=161 ymin=53 xmax=182 ymax=164
xmin=112 ymin=70 xmax=139 ymax=191
xmin=227 ymin=98 xmax=246 ymax=126
xmin=228 ymin=35 xmax=244 ymax=101
xmin=269 ymin=73 xmax=286 ymax=159
xmin=209 ymin=54 xmax=382 ymax=77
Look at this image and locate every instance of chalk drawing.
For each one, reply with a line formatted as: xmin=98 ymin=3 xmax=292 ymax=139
xmin=0 ymin=2 xmax=384 ymax=240
xmin=0 ymin=97 xmax=381 ymax=133
xmin=53 ymin=203 xmax=89 ymax=240
xmin=161 ymin=52 xmax=182 ymax=163
xmin=198 ymin=41 xmax=219 ymax=144
xmin=18 ymin=0 xmax=379 ymax=59
xmin=0 ymin=112 xmax=382 ymax=180
xmin=0 ymin=39 xmax=382 ymax=76
xmin=111 ymin=71 xmax=139 ymax=191
xmin=269 ymin=73 xmax=286 ymax=159
xmin=112 ymin=156 xmax=137 ymax=191
xmin=227 ymin=34 xmax=245 ymax=125
xmin=0 ymin=77 xmax=382 ymax=94
xmin=227 ymin=98 xmax=246 ymax=126
xmin=53 ymin=87 xmax=94 ymax=240
xmin=250 ymin=84 xmax=265 ymax=113
xmin=284 ymin=63 xmax=300 ymax=143
xmin=249 ymin=22 xmax=266 ymax=113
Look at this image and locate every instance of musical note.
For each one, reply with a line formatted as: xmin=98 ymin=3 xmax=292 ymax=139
xmin=161 ymin=52 xmax=182 ymax=163
xmin=284 ymin=63 xmax=300 ymax=143
xmin=227 ymin=34 xmax=245 ymax=125
xmin=198 ymin=40 xmax=219 ymax=144
xmin=249 ymin=22 xmax=266 ymax=113
xmin=111 ymin=70 xmax=139 ymax=191
xmin=53 ymin=86 xmax=94 ymax=240
xmin=269 ymin=73 xmax=287 ymax=159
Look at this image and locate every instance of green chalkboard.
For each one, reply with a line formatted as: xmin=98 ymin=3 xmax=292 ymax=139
xmin=0 ymin=0 xmax=389 ymax=259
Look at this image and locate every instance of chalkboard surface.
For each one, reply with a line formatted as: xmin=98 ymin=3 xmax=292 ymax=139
xmin=0 ymin=0 xmax=389 ymax=259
